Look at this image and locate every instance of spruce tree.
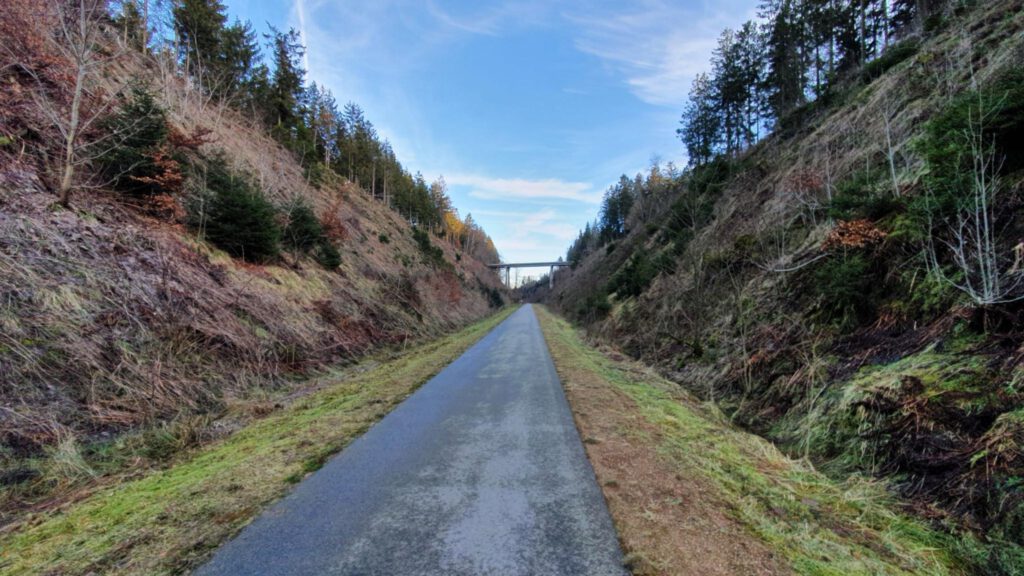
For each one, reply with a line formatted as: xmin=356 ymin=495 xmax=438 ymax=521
xmin=173 ymin=0 xmax=227 ymax=79
xmin=202 ymin=159 xmax=281 ymax=263
xmin=679 ymin=73 xmax=721 ymax=167
xmin=760 ymin=0 xmax=806 ymax=120
xmin=266 ymin=27 xmax=307 ymax=142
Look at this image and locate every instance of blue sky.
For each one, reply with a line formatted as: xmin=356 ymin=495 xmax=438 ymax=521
xmin=224 ymin=0 xmax=758 ymax=274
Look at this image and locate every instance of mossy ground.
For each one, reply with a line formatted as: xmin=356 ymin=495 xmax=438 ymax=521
xmin=0 ymin=306 xmax=515 ymax=575
xmin=536 ymin=306 xmax=970 ymax=576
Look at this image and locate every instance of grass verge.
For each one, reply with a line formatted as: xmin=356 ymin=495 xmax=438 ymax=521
xmin=536 ymin=306 xmax=967 ymax=576
xmin=0 ymin=306 xmax=516 ymax=575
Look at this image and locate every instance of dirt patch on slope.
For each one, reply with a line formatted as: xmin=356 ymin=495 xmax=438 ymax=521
xmin=547 ymin=332 xmax=791 ymax=574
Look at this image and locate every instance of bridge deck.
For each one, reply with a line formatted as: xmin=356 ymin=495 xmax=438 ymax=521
xmin=488 ymin=262 xmax=569 ymax=269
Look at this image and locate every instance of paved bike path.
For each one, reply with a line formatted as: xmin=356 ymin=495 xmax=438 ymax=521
xmin=196 ymin=305 xmax=626 ymax=576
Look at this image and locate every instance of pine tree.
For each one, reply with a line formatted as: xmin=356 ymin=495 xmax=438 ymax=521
xmin=266 ymin=27 xmax=306 ymax=143
xmin=598 ymin=177 xmax=634 ymax=243
xmin=760 ymin=0 xmax=807 ymax=121
xmin=306 ymin=83 xmax=339 ymax=169
xmin=735 ymin=21 xmax=766 ymax=145
xmin=173 ymin=0 xmax=260 ymax=101
xmin=679 ymin=73 xmax=721 ymax=166
xmin=218 ymin=19 xmax=260 ymax=100
xmin=117 ymin=0 xmax=147 ymax=51
xmin=712 ymin=29 xmax=742 ymax=155
xmin=173 ymin=0 xmax=227 ymax=80
xmin=202 ymin=159 xmax=281 ymax=263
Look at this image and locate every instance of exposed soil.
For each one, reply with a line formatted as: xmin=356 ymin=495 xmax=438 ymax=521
xmin=553 ymin=344 xmax=791 ymax=575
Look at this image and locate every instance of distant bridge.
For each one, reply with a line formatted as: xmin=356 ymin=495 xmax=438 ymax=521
xmin=488 ymin=261 xmax=570 ymax=288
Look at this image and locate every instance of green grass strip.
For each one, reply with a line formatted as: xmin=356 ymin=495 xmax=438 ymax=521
xmin=535 ymin=306 xmax=967 ymax=576
xmin=0 ymin=307 xmax=516 ymax=575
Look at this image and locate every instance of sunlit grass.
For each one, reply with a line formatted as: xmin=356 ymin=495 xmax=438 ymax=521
xmin=536 ymin=306 xmax=968 ymax=576
xmin=0 ymin=306 xmax=516 ymax=576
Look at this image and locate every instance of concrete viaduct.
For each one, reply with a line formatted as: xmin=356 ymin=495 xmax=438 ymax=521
xmin=488 ymin=261 xmax=570 ymax=289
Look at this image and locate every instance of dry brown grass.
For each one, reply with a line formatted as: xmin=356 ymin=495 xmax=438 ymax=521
xmin=0 ymin=308 xmax=515 ymax=575
xmin=539 ymin=309 xmax=791 ymax=575
xmin=0 ymin=35 xmax=505 ymax=527
xmin=537 ymin=307 xmax=965 ymax=576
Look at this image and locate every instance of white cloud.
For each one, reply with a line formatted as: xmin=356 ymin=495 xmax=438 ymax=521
xmin=425 ymin=1 xmax=553 ymax=36
xmin=471 ymin=208 xmax=580 ymax=263
xmin=518 ymin=208 xmax=580 ymax=241
xmin=448 ymin=174 xmax=601 ymax=204
xmin=565 ymin=0 xmax=759 ymax=107
xmin=425 ymin=1 xmax=502 ymax=36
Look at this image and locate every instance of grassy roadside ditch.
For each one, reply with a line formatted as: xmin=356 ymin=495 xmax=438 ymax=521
xmin=535 ymin=305 xmax=969 ymax=576
xmin=0 ymin=306 xmax=516 ymax=575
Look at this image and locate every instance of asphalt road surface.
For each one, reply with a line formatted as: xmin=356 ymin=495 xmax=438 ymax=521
xmin=196 ymin=305 xmax=626 ymax=576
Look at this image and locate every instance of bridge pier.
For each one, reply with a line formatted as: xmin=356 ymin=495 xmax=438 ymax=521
xmin=489 ymin=261 xmax=569 ymax=291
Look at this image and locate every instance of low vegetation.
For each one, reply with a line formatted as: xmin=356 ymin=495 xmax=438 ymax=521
xmin=197 ymin=156 xmax=282 ymax=263
xmin=537 ymin=307 xmax=968 ymax=575
xmin=0 ymin=0 xmax=508 ymax=539
xmin=550 ymin=1 xmax=1024 ymax=573
xmin=0 ymin=307 xmax=515 ymax=576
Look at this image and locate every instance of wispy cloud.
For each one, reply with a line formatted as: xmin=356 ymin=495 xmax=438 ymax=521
xmin=425 ymin=1 xmax=553 ymax=36
xmin=518 ymin=208 xmax=580 ymax=241
xmin=565 ymin=0 xmax=758 ymax=107
xmin=293 ymin=0 xmax=310 ymax=71
xmin=469 ymin=208 xmax=579 ymax=263
xmin=448 ymin=173 xmax=601 ymax=204
xmin=425 ymin=1 xmax=500 ymax=35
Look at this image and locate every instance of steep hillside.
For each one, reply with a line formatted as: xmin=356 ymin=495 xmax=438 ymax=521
xmin=549 ymin=0 xmax=1024 ymax=572
xmin=0 ymin=6 xmax=504 ymax=527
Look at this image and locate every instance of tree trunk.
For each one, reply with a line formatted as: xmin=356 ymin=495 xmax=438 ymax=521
xmin=141 ymin=0 xmax=149 ymax=50
xmin=60 ymin=37 xmax=88 ymax=208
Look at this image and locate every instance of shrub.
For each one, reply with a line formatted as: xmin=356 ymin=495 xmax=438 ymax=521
xmin=314 ymin=241 xmax=341 ymax=270
xmin=281 ymin=201 xmax=340 ymax=270
xmin=666 ymin=194 xmax=712 ymax=241
xmin=906 ymin=269 xmax=958 ymax=320
xmin=915 ymin=69 xmax=1024 ymax=220
xmin=378 ymin=233 xmax=390 ymax=244
xmin=689 ymin=156 xmax=734 ymax=198
xmin=860 ymin=40 xmax=920 ymax=84
xmin=608 ymin=252 xmax=657 ymax=299
xmin=199 ymin=158 xmax=281 ymax=263
xmin=576 ymin=291 xmax=611 ymax=321
xmin=653 ymin=250 xmax=677 ymax=275
xmin=984 ymin=69 xmax=1024 ymax=174
xmin=811 ymin=253 xmax=876 ymax=329
xmin=483 ymin=286 xmax=504 ymax=308
xmin=828 ymin=170 xmax=904 ymax=221
xmin=412 ymin=227 xmax=445 ymax=267
xmin=778 ymin=100 xmax=818 ymax=134
xmin=283 ymin=201 xmax=324 ymax=252
xmin=98 ymin=84 xmax=176 ymax=196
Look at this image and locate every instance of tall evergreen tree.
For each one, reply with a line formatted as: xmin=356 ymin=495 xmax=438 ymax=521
xmin=760 ymin=0 xmax=807 ymax=120
xmin=266 ymin=27 xmax=306 ymax=143
xmin=173 ymin=0 xmax=260 ymax=101
xmin=218 ymin=19 xmax=260 ymax=99
xmin=735 ymin=21 xmax=767 ymax=144
xmin=679 ymin=73 xmax=721 ymax=166
xmin=598 ymin=177 xmax=635 ymax=243
xmin=173 ymin=0 xmax=227 ymax=79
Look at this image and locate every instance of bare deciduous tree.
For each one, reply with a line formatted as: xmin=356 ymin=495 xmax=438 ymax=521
xmin=927 ymin=98 xmax=1024 ymax=305
xmin=20 ymin=0 xmax=124 ymax=207
xmin=55 ymin=1 xmax=108 ymax=206
xmin=883 ymin=104 xmax=902 ymax=198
